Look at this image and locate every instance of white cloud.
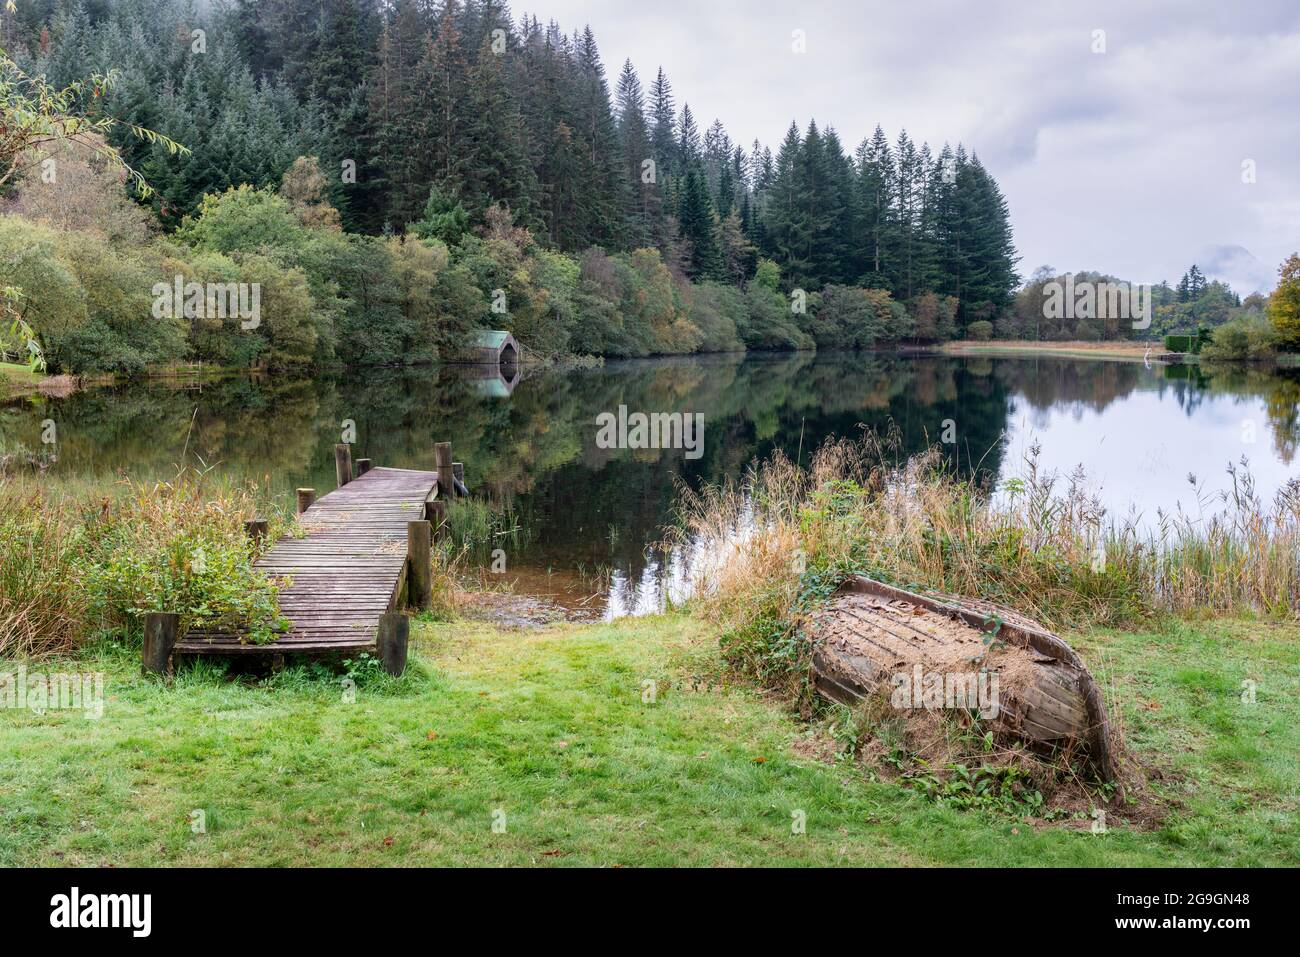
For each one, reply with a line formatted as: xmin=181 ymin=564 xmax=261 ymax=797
xmin=531 ymin=0 xmax=1300 ymax=290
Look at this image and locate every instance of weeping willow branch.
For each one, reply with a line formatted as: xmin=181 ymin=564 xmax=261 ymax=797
xmin=1 ymin=52 xmax=190 ymax=197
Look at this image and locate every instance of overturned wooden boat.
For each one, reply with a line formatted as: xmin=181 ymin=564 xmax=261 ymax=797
xmin=807 ymin=575 xmax=1116 ymax=782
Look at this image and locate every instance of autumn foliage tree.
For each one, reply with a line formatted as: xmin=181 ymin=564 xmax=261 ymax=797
xmin=1266 ymin=253 xmax=1300 ymax=351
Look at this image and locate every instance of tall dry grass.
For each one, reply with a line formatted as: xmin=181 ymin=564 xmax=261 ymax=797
xmin=0 ymin=486 xmax=87 ymax=656
xmin=0 ymin=468 xmax=293 ymax=657
xmin=673 ymin=434 xmax=1300 ymax=683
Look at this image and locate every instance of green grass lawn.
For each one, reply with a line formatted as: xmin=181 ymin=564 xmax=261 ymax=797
xmin=0 ymin=613 xmax=1295 ymax=866
xmin=0 ymin=358 xmax=39 ymax=382
xmin=0 ymin=362 xmax=55 ymax=403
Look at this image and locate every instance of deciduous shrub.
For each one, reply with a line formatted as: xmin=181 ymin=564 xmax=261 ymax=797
xmin=1200 ymin=316 xmax=1278 ymax=361
xmin=0 ymin=473 xmax=290 ymax=656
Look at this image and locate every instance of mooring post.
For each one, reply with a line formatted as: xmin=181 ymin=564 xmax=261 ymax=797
xmin=243 ymin=519 xmax=269 ymax=548
xmin=356 ymin=458 xmax=373 ymax=476
xmin=435 ymin=442 xmax=453 ymax=497
xmin=377 ymin=612 xmax=409 ymax=676
xmin=407 ymin=519 xmax=433 ymax=611
xmin=296 ymin=488 xmax=317 ymax=515
xmin=142 ymin=612 xmax=179 ymax=676
xmin=335 ymin=443 xmax=353 ymax=488
xmin=425 ymin=498 xmax=447 ymax=538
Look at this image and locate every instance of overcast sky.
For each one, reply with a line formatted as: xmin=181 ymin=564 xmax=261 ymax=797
xmin=531 ymin=0 xmax=1300 ymax=294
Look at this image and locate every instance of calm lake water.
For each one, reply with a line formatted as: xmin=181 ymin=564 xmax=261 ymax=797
xmin=4 ymin=354 xmax=1298 ymax=616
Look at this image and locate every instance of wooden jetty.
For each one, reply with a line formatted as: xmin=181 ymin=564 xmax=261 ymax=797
xmin=142 ymin=443 xmax=465 ymax=677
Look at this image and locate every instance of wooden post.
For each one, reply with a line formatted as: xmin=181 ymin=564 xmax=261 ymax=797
xmin=435 ymin=442 xmax=453 ymax=497
xmin=377 ymin=612 xmax=409 ymax=676
xmin=407 ymin=520 xmax=433 ymax=611
xmin=296 ymin=488 xmax=317 ymax=515
xmin=142 ymin=612 xmax=179 ymax=676
xmin=425 ymin=498 xmax=446 ymax=538
xmin=356 ymin=458 xmax=373 ymax=476
xmin=335 ymin=443 xmax=353 ymax=488
xmin=452 ymin=462 xmax=464 ymax=496
xmin=243 ymin=519 xmax=269 ymax=548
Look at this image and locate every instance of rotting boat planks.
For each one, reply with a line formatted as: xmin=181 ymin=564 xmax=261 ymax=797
xmin=174 ymin=466 xmax=439 ymax=658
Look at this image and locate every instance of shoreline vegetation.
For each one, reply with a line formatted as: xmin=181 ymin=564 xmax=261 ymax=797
xmin=0 ymin=612 xmax=1294 ymax=866
xmin=939 ymin=340 xmax=1160 ymax=362
xmin=3 ymin=0 xmax=1298 ymax=867
xmin=2 ymin=437 xmax=1297 ymax=863
xmin=5 ymin=2 xmax=1295 ymax=381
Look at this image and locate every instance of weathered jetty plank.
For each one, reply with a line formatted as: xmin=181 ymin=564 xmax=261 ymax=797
xmin=173 ymin=466 xmax=440 ymax=663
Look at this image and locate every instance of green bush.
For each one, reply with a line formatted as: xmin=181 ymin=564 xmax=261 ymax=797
xmin=1199 ymin=316 xmax=1278 ymax=362
xmin=0 ymin=474 xmax=290 ymax=654
xmin=683 ymin=281 xmax=746 ymax=353
xmin=740 ymin=283 xmax=814 ymax=350
xmin=966 ymin=320 xmax=995 ymax=341
xmin=0 ymin=217 xmax=186 ymax=375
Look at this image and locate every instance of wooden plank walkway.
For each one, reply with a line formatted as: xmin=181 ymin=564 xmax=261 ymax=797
xmin=175 ymin=466 xmax=439 ymax=656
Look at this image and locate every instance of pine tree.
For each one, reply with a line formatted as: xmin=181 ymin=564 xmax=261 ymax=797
xmin=954 ymin=154 xmax=1018 ymax=326
xmin=647 ymin=67 xmax=676 ymax=180
xmin=677 ymin=166 xmax=722 ymax=279
xmin=855 ymin=125 xmax=893 ymax=287
xmin=927 ymin=142 xmax=961 ymax=301
xmin=718 ymin=208 xmax=755 ymax=284
xmin=615 ymin=58 xmax=657 ymax=247
xmin=817 ymin=126 xmax=854 ymax=286
xmin=461 ymin=31 xmax=541 ymax=227
xmin=892 ymin=129 xmax=922 ymax=300
xmin=763 ymin=121 xmax=808 ymax=287
xmin=422 ymin=0 xmax=471 ymax=192
xmin=368 ymin=0 xmax=431 ymax=229
xmin=702 ymin=118 xmax=730 ymax=198
xmin=677 ymin=103 xmax=701 ymax=170
xmin=571 ymin=25 xmax=630 ymax=249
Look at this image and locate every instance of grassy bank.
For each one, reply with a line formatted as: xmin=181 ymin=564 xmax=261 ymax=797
xmin=0 ymin=361 xmax=41 ymax=397
xmin=676 ymin=438 xmax=1300 ymax=647
xmin=0 ymin=471 xmax=294 ymax=656
xmin=0 ymin=612 xmax=1294 ymax=866
xmin=940 ymin=340 xmax=1158 ymax=361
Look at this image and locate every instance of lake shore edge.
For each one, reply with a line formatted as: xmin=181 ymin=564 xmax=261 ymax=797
xmin=1 ymin=607 xmax=1293 ymax=866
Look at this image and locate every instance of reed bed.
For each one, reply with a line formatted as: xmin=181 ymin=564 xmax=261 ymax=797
xmin=673 ymin=434 xmax=1300 ymax=683
xmin=671 ymin=435 xmax=1297 ymax=813
xmin=0 ymin=468 xmax=293 ymax=657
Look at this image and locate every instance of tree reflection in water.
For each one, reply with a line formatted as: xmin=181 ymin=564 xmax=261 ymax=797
xmin=4 ymin=354 xmax=1296 ymax=616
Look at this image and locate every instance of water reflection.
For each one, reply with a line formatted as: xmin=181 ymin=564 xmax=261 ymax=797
xmin=4 ymin=354 xmax=1297 ymax=616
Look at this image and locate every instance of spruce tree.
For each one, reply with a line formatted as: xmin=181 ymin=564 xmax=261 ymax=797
xmin=572 ymin=25 xmax=631 ymax=249
xmin=648 ymin=66 xmax=677 ymax=181
xmin=367 ymin=0 xmax=431 ymax=229
xmin=462 ymin=32 xmax=541 ymax=228
xmin=677 ymin=166 xmax=723 ymax=280
xmin=763 ymin=121 xmax=808 ymax=288
xmin=855 ymin=125 xmax=893 ymax=287
xmin=677 ymin=103 xmax=701 ymax=169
